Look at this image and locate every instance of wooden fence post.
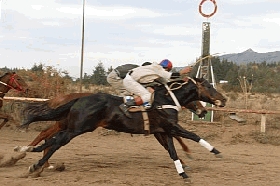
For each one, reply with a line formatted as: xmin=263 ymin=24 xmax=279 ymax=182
xmin=260 ymin=114 xmax=266 ymax=133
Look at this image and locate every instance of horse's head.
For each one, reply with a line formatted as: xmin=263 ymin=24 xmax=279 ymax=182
xmin=0 ymin=72 xmax=29 ymax=94
xmin=153 ymin=77 xmax=226 ymax=110
xmin=185 ymin=101 xmax=207 ymax=118
xmin=192 ymin=77 xmax=226 ymax=107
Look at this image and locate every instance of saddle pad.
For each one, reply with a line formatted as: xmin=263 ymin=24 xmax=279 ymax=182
xmin=128 ymin=106 xmax=150 ymax=135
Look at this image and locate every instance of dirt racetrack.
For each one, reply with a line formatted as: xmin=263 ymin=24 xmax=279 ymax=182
xmin=0 ymin=117 xmax=279 ymax=186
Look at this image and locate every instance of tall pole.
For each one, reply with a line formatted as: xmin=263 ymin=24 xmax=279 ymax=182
xmin=79 ymin=0 xmax=85 ymax=92
xmin=193 ymin=0 xmax=217 ymax=122
xmin=198 ymin=22 xmax=211 ymax=80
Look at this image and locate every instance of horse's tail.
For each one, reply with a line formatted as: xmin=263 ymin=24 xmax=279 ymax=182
xmin=20 ymin=98 xmax=79 ymax=128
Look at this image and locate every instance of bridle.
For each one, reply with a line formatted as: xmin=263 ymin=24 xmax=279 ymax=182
xmin=158 ymin=77 xmax=200 ymax=112
xmin=0 ymin=73 xmax=25 ymax=94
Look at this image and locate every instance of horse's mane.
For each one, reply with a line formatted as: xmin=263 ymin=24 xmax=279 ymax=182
xmin=0 ymin=72 xmax=15 ymax=79
xmin=0 ymin=73 xmax=8 ymax=79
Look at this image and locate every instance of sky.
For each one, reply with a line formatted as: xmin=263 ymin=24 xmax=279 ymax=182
xmin=1 ymin=0 xmax=280 ymax=78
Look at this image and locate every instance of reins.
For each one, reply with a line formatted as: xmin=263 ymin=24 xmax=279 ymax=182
xmin=160 ymin=77 xmax=198 ymax=112
xmin=0 ymin=81 xmax=9 ymax=95
xmin=163 ymin=84 xmax=183 ymax=111
xmin=157 ymin=77 xmax=203 ymax=112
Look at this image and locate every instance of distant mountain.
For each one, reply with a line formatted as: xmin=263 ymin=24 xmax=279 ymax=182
xmin=218 ymin=48 xmax=280 ymax=64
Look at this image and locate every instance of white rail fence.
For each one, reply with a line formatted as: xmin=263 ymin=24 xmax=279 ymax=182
xmin=4 ymin=96 xmax=49 ymax=102
xmin=206 ymin=107 xmax=280 ymax=133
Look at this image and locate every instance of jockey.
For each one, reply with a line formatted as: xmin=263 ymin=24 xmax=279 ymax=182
xmin=119 ymin=59 xmax=192 ymax=117
xmin=107 ymin=62 xmax=152 ymax=96
xmin=107 ymin=64 xmax=139 ymax=96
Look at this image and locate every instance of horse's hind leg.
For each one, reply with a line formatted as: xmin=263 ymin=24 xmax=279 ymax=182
xmin=32 ymin=125 xmax=71 ymax=153
xmin=28 ymin=121 xmax=62 ymax=146
xmin=17 ymin=136 xmax=59 ymax=178
xmin=28 ymin=130 xmax=73 ymax=174
xmin=29 ymin=121 xmax=65 ymax=168
xmin=20 ymin=133 xmax=59 ymax=154
xmin=15 ymin=120 xmax=66 ymax=168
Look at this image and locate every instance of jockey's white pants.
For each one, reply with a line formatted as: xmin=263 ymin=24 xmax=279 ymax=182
xmin=123 ymin=74 xmax=151 ymax=103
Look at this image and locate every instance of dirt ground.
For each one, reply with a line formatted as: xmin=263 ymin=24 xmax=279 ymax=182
xmin=0 ymin=113 xmax=279 ymax=186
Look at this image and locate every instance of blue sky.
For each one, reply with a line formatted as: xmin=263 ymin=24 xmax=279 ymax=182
xmin=1 ymin=0 xmax=280 ymax=78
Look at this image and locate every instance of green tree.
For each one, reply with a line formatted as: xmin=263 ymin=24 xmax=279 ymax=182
xmin=91 ymin=61 xmax=108 ymax=85
xmin=30 ymin=63 xmax=44 ymax=72
xmin=83 ymin=72 xmax=91 ymax=89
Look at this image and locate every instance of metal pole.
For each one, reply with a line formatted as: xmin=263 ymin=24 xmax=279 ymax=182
xmin=79 ymin=0 xmax=85 ymax=93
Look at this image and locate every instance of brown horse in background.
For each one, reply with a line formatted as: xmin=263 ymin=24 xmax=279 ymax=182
xmin=0 ymin=72 xmax=29 ymax=167
xmin=17 ymin=93 xmax=207 ymax=169
xmin=0 ymin=72 xmax=29 ymax=129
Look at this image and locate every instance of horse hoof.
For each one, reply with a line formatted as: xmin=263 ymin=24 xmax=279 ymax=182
xmin=44 ymin=165 xmax=55 ymax=172
xmin=14 ymin=146 xmax=34 ymax=152
xmin=183 ymin=177 xmax=192 ymax=184
xmin=28 ymin=164 xmax=36 ymax=173
xmin=47 ymin=165 xmax=55 ymax=170
xmin=186 ymin=153 xmax=194 ymax=160
xmin=182 ymin=165 xmax=191 ymax=171
xmin=44 ymin=163 xmax=65 ymax=172
xmin=215 ymin=153 xmax=223 ymax=158
xmin=14 ymin=146 xmax=20 ymax=152
xmin=28 ymin=166 xmax=43 ymax=178
xmin=55 ymin=163 xmax=65 ymax=171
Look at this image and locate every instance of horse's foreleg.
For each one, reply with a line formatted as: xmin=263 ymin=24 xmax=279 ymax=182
xmin=171 ymin=124 xmax=222 ymax=158
xmin=165 ymin=134 xmax=191 ymax=183
xmin=154 ymin=133 xmax=189 ymax=169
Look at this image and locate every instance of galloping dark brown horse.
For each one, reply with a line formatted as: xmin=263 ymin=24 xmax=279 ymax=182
xmin=0 ymin=72 xmax=29 ymax=129
xmin=16 ymin=92 xmax=207 ymax=169
xmin=17 ymin=77 xmax=226 ymax=183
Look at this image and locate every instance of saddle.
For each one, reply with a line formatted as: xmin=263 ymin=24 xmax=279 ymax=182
xmin=123 ymin=96 xmax=151 ymax=135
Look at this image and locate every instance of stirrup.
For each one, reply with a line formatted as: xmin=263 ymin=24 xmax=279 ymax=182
xmin=143 ymin=102 xmax=151 ymax=109
xmin=119 ymin=104 xmax=132 ymax=118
